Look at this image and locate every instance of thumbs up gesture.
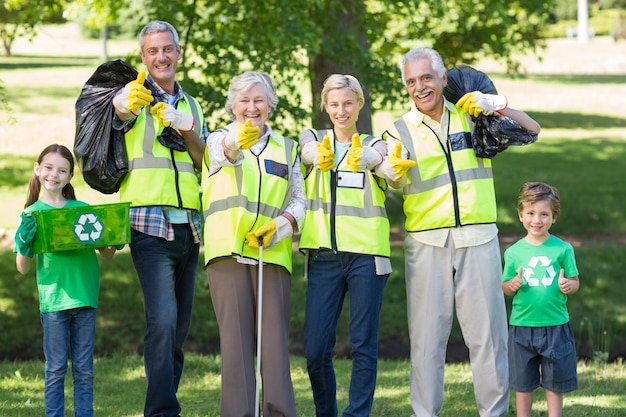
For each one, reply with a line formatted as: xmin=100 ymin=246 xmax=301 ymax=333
xmin=237 ymin=119 xmax=260 ymax=149
xmin=346 ymin=133 xmax=383 ymax=172
xmin=316 ymin=135 xmax=336 ymax=172
xmin=225 ymin=119 xmax=260 ymax=151
xmin=113 ymin=70 xmax=154 ymax=116
xmin=388 ymin=142 xmax=416 ymax=177
xmin=558 ymin=268 xmax=580 ymax=295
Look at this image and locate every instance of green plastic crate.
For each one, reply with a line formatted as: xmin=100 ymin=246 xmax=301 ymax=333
xmin=31 ymin=202 xmax=131 ymax=254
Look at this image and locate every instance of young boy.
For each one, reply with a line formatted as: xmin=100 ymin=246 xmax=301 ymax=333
xmin=502 ymin=182 xmax=580 ymax=417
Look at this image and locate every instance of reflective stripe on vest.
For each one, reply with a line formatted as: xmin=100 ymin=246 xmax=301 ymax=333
xmin=202 ymin=136 xmax=296 ymax=272
xmin=299 ymin=129 xmax=390 ymax=256
xmin=120 ymin=93 xmax=202 ymax=210
xmin=394 ymin=109 xmax=496 ymax=232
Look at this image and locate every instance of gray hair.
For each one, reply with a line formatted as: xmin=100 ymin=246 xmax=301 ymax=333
xmin=320 ymin=74 xmax=364 ymax=112
xmin=401 ymin=48 xmax=446 ymax=84
xmin=225 ymin=72 xmax=279 ymax=119
xmin=139 ymin=20 xmax=180 ymax=50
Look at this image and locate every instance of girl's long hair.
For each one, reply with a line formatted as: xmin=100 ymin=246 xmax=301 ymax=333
xmin=24 ymin=144 xmax=77 ymax=208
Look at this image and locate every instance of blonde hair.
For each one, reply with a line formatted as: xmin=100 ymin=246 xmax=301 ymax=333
xmin=320 ymin=74 xmax=364 ymax=112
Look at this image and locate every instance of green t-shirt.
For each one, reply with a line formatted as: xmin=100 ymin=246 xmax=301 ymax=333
xmin=503 ymin=235 xmax=578 ymax=327
xmin=25 ymin=200 xmax=101 ymax=313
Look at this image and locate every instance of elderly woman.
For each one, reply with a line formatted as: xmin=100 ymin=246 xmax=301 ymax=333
xmin=202 ymin=71 xmax=305 ymax=417
xmin=299 ymin=74 xmax=393 ymax=417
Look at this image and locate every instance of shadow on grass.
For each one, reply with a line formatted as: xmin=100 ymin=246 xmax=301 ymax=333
xmin=0 ymin=55 xmax=104 ymax=71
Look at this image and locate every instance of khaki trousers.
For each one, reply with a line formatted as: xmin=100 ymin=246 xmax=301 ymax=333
xmin=405 ymin=234 xmax=509 ymax=417
xmin=207 ymin=258 xmax=296 ymax=417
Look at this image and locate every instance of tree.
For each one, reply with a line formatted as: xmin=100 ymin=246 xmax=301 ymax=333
xmin=0 ymin=0 xmax=65 ymax=56
xmin=105 ymin=0 xmax=555 ymax=137
xmin=64 ymin=0 xmax=132 ymax=61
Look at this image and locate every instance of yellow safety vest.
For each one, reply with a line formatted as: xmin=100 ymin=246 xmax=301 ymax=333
xmin=299 ymin=129 xmax=390 ymax=257
xmin=119 ymin=94 xmax=203 ymax=210
xmin=202 ymin=134 xmax=297 ymax=272
xmin=386 ymin=106 xmax=496 ymax=232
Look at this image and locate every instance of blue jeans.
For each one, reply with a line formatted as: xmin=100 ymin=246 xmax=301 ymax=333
xmin=41 ymin=307 xmax=96 ymax=417
xmin=130 ymin=225 xmax=199 ymax=417
xmin=304 ymin=251 xmax=388 ymax=417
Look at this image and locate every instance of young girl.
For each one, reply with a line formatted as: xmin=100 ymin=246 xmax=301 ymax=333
xmin=14 ymin=144 xmax=119 ymax=417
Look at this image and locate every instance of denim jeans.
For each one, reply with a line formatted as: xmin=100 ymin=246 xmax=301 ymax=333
xmin=41 ymin=307 xmax=96 ymax=417
xmin=304 ymin=251 xmax=388 ymax=417
xmin=130 ymin=225 xmax=199 ymax=417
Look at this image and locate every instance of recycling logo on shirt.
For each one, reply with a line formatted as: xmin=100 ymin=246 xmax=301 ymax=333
xmin=523 ymin=256 xmax=556 ymax=288
xmin=73 ymin=213 xmax=104 ymax=243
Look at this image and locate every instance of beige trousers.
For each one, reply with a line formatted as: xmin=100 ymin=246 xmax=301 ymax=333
xmin=405 ymin=234 xmax=509 ymax=417
xmin=207 ymin=258 xmax=296 ymax=417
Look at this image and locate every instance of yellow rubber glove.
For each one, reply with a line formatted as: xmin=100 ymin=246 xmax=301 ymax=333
xmin=387 ymin=142 xmax=416 ymax=180
xmin=238 ymin=119 xmax=260 ymax=149
xmin=317 ymin=135 xmax=336 ymax=172
xmin=245 ymin=220 xmax=277 ymax=249
xmin=150 ymin=102 xmax=194 ymax=131
xmin=113 ymin=71 xmax=154 ymax=116
xmin=456 ymin=91 xmax=507 ymax=117
xmin=346 ymin=133 xmax=364 ymax=173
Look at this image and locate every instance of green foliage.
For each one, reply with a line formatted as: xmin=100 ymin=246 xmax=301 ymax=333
xmin=553 ymin=0 xmax=578 ymax=21
xmin=101 ymin=0 xmax=555 ymax=137
xmin=0 ymin=78 xmax=15 ymax=124
xmin=0 ymin=0 xmax=67 ymax=56
xmin=542 ymin=5 xmax=623 ymax=38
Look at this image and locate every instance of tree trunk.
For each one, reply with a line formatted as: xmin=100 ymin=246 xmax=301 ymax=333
xmin=100 ymin=24 xmax=109 ymax=62
xmin=308 ymin=0 xmax=372 ymax=134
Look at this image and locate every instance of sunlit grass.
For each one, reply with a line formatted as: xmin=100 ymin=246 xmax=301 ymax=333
xmin=1 ymin=355 xmax=624 ymax=416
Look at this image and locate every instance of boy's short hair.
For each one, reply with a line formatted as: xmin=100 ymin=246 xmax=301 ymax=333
xmin=517 ymin=182 xmax=561 ymax=219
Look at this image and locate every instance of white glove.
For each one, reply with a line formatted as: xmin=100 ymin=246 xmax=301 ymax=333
xmin=456 ymin=91 xmax=507 ymax=117
xmin=375 ymin=141 xmax=416 ymax=182
xmin=112 ymin=71 xmax=153 ymax=116
xmin=301 ymin=140 xmax=320 ymax=166
xmin=224 ymin=120 xmax=260 ymax=151
xmin=346 ymin=134 xmax=383 ymax=172
xmin=150 ymin=102 xmax=194 ymax=132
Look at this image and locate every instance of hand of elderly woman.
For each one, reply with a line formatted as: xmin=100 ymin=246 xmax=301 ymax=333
xmin=224 ymin=119 xmax=260 ymax=151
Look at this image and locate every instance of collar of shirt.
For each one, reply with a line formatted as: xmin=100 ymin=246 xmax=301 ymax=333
xmin=408 ymin=98 xmax=458 ymax=127
xmin=146 ymin=74 xmax=185 ymax=104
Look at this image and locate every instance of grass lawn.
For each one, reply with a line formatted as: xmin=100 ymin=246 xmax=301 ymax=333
xmin=1 ymin=354 xmax=625 ymax=416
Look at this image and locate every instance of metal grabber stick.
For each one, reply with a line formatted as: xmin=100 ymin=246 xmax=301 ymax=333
xmin=255 ymin=236 xmax=264 ymax=417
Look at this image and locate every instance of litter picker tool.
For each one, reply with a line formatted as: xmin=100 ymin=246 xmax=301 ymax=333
xmin=255 ymin=237 xmax=264 ymax=417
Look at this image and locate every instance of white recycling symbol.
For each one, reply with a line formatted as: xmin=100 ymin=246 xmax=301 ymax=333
xmin=523 ymin=256 xmax=556 ymax=288
xmin=73 ymin=213 xmax=104 ymax=243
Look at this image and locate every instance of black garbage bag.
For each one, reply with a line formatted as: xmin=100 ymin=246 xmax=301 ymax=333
xmin=443 ymin=64 xmax=538 ymax=158
xmin=74 ymin=60 xmax=186 ymax=194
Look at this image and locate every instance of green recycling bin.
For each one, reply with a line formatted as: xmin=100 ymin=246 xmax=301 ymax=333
xmin=31 ymin=202 xmax=131 ymax=254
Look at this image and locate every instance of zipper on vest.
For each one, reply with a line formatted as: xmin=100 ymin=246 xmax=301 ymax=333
xmin=425 ymin=119 xmax=462 ymax=227
xmin=171 ymin=148 xmax=183 ymax=209
xmin=330 ymin=170 xmax=338 ymax=253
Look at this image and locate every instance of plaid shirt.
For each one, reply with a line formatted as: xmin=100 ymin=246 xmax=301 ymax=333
xmin=130 ymin=206 xmax=203 ymax=243
xmin=123 ymin=77 xmax=207 ymax=244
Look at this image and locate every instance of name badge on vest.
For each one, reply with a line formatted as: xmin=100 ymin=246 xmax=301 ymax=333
xmin=337 ymin=170 xmax=365 ymax=189
xmin=265 ymin=160 xmax=289 ymax=179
